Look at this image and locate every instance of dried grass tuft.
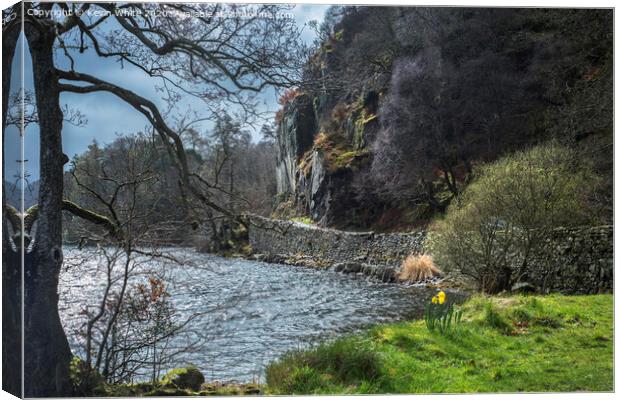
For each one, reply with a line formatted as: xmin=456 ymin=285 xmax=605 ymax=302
xmin=397 ymin=254 xmax=442 ymax=282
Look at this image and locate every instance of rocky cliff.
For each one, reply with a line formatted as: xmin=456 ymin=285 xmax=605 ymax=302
xmin=272 ymin=7 xmax=612 ymax=230
xmin=272 ymin=7 xmax=395 ymax=229
xmin=274 ymin=90 xmax=380 ymax=228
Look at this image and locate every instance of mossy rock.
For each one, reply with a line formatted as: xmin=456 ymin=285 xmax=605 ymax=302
xmin=161 ymin=366 xmax=205 ymax=391
xmin=243 ymin=384 xmax=262 ymax=395
xmin=146 ymin=388 xmax=192 ymax=396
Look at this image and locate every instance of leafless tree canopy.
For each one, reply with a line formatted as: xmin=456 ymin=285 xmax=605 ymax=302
xmin=2 ymin=2 xmax=305 ymax=396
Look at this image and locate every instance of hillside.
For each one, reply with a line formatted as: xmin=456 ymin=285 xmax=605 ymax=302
xmin=272 ymin=7 xmax=612 ymax=231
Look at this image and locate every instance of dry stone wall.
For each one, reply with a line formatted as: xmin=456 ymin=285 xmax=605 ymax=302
xmin=248 ymin=215 xmax=425 ymax=265
xmin=246 ymin=215 xmax=613 ymax=293
xmin=524 ymin=225 xmax=613 ymax=294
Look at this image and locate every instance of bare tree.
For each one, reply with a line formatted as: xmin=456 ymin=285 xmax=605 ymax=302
xmin=60 ymin=133 xmax=209 ymax=394
xmin=2 ymin=3 xmax=304 ymax=395
xmin=2 ymin=5 xmax=23 ymax=396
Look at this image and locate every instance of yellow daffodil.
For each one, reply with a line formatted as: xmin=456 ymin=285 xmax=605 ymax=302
xmin=431 ymin=296 xmax=438 ymax=304
xmin=437 ymin=290 xmax=446 ymax=305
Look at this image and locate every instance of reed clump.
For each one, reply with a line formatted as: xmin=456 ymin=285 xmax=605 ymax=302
xmin=397 ymin=254 xmax=441 ymax=282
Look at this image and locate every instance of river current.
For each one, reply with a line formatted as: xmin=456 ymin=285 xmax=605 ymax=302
xmin=59 ymin=247 xmax=440 ymax=383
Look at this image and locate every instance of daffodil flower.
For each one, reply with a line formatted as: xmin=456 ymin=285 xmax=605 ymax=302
xmin=438 ymin=290 xmax=446 ymax=305
xmin=431 ymin=296 xmax=438 ymax=304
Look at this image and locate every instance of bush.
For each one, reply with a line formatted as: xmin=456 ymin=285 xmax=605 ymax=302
xmin=426 ymin=142 xmax=596 ymax=293
xmin=161 ymin=366 xmax=205 ymax=391
xmin=397 ymin=254 xmax=441 ymax=282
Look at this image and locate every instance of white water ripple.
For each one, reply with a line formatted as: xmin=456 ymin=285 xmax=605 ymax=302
xmin=59 ymin=247 xmax=445 ymax=383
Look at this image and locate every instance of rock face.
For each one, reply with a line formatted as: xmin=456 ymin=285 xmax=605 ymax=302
xmin=274 ymin=93 xmax=380 ymax=228
xmin=275 ymin=94 xmax=316 ymax=196
xmin=271 ymin=10 xmax=448 ymax=230
xmin=273 ymin=11 xmax=385 ymax=228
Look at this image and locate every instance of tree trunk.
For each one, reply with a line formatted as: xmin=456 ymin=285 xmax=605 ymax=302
xmin=2 ymin=16 xmax=23 ymax=398
xmin=23 ymin=22 xmax=73 ymax=397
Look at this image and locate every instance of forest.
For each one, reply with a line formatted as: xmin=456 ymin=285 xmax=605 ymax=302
xmin=1 ymin=3 xmax=613 ymax=397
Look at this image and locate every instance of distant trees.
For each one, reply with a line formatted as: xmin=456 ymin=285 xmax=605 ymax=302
xmin=64 ymin=135 xmax=189 ymax=245
xmin=203 ymin=113 xmax=277 ymax=216
xmin=65 ymin=128 xmax=278 ymax=246
xmin=180 ymin=112 xmax=278 ymax=252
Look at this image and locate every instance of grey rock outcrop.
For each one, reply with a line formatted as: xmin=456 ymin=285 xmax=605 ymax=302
xmin=275 ymin=94 xmax=316 ymax=196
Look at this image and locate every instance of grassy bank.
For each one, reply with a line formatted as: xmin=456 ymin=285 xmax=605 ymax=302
xmin=265 ymin=294 xmax=613 ymax=394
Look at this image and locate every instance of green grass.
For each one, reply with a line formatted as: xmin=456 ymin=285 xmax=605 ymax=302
xmin=290 ymin=216 xmax=314 ymax=225
xmin=265 ymin=294 xmax=613 ymax=394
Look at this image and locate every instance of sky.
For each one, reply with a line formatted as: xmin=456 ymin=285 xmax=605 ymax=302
xmin=4 ymin=3 xmax=328 ymax=184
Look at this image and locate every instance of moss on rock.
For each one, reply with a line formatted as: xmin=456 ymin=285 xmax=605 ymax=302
xmin=161 ymin=366 xmax=205 ymax=391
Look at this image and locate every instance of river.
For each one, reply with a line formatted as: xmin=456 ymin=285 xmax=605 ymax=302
xmin=59 ymin=247 xmax=443 ymax=383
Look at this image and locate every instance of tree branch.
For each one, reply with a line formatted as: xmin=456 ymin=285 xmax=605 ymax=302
xmin=61 ymin=200 xmax=119 ymax=238
xmin=15 ymin=200 xmax=119 ymax=239
xmin=57 ymin=69 xmax=238 ymax=223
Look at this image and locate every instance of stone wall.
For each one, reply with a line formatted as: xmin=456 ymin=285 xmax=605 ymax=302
xmin=248 ymin=215 xmax=425 ymax=265
xmin=524 ymin=225 xmax=613 ymax=294
xmin=246 ymin=215 xmax=613 ymax=292
xmin=246 ymin=215 xmax=425 ymax=282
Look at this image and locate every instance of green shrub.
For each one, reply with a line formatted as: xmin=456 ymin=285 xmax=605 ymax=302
xmin=161 ymin=366 xmax=205 ymax=391
xmin=427 ymin=141 xmax=596 ymax=293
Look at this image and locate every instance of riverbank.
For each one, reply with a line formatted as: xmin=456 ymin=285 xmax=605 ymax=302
xmin=89 ymin=293 xmax=612 ymax=396
xmin=264 ymin=293 xmax=613 ymax=394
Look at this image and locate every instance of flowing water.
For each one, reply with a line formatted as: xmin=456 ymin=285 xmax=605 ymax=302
xmin=59 ymin=247 xmax=450 ymax=383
